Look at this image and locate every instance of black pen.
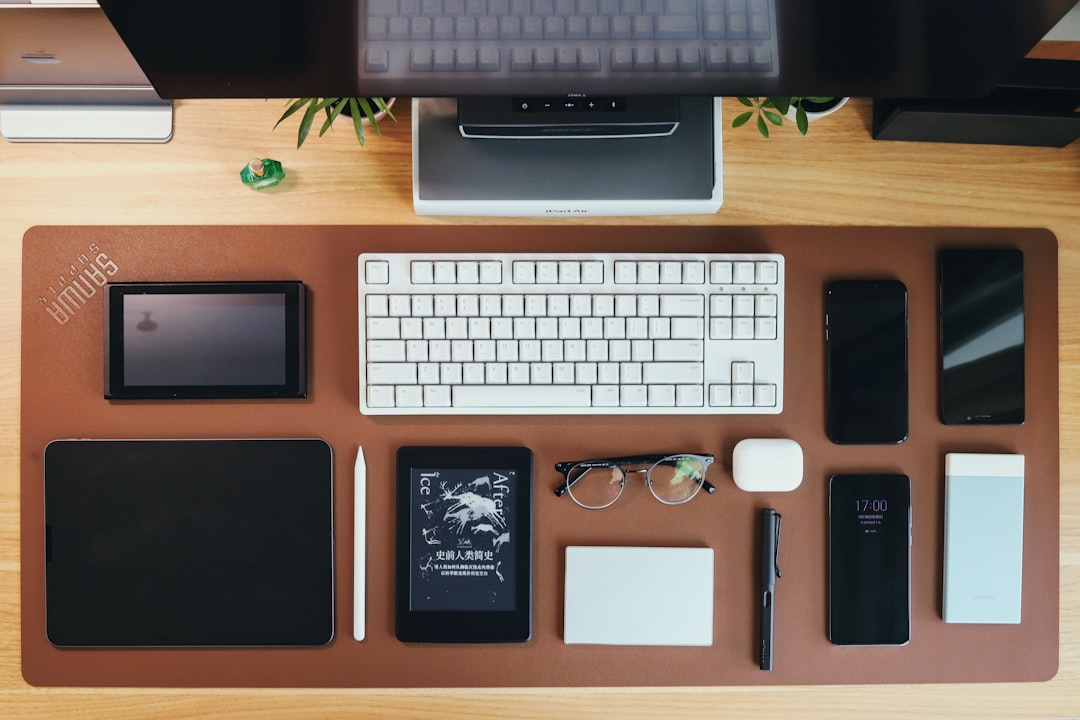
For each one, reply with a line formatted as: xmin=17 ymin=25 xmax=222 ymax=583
xmin=759 ymin=508 xmax=782 ymax=671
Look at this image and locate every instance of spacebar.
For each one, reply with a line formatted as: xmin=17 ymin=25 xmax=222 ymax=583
xmin=453 ymin=385 xmax=592 ymax=408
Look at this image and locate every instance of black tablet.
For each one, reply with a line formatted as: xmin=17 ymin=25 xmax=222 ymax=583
xmin=105 ymin=281 xmax=306 ymax=399
xmin=395 ymin=446 xmax=532 ymax=643
xmin=44 ymin=438 xmax=335 ymax=647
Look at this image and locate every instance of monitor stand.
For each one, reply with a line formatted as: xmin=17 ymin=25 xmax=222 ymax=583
xmin=0 ymin=87 xmax=172 ymax=143
xmin=413 ymin=96 xmax=722 ymax=217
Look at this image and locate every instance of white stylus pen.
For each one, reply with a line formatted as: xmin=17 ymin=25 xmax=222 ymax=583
xmin=353 ymin=446 xmax=366 ymax=641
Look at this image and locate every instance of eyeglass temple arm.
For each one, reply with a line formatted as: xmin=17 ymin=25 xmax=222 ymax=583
xmin=553 ymin=455 xmax=717 ymax=497
xmin=554 ymin=454 xmax=686 ymax=472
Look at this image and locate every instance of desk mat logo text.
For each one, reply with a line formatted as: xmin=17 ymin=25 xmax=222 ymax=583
xmin=38 ymin=243 xmax=119 ymax=326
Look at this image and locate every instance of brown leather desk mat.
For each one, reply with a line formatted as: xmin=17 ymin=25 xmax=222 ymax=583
xmin=20 ymin=225 xmax=1059 ymax=687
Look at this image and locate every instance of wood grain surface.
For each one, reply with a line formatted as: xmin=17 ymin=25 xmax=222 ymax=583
xmin=1 ymin=97 xmax=1079 ymax=719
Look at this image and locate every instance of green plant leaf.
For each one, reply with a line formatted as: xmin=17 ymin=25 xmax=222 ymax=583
xmin=763 ymin=109 xmax=784 ymax=126
xmin=736 ymin=96 xmax=754 ymax=107
xmin=768 ymin=97 xmax=791 ymax=114
xmin=796 ymin=105 xmax=809 ymax=135
xmin=349 ymin=98 xmax=367 ymax=146
xmin=807 ymin=97 xmax=834 ymax=104
xmin=319 ymin=98 xmax=348 ymax=137
xmin=374 ymin=97 xmax=396 ymax=122
xmin=296 ymin=99 xmax=321 ymax=149
xmin=756 ymin=113 xmax=769 ymax=138
xmin=732 ymin=111 xmax=753 ymax=128
xmin=358 ymin=97 xmax=383 ymax=137
xmin=274 ymin=98 xmax=310 ymax=129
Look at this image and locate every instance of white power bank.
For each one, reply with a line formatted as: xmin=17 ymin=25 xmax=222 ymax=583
xmin=564 ymin=546 xmax=714 ymax=646
xmin=943 ymin=453 xmax=1025 ymax=624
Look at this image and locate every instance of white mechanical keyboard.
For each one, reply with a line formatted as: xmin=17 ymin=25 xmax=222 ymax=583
xmin=358 ymin=252 xmax=784 ymax=415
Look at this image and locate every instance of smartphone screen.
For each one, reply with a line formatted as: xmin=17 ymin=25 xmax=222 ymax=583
xmin=829 ymin=474 xmax=911 ymax=646
xmin=825 ymin=280 xmax=908 ymax=444
xmin=939 ymin=248 xmax=1025 ymax=425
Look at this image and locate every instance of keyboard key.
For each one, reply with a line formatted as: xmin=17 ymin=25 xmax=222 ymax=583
xmin=578 ymin=47 xmax=602 ymax=71
xmin=677 ymin=47 xmax=701 ymax=70
xmin=480 ymin=261 xmax=503 ymax=283
xmin=454 ymin=385 xmax=592 ymax=407
xmin=649 ymin=385 xmax=676 ymax=406
xmin=755 ymin=294 xmax=778 ymax=316
xmin=671 ymin=318 xmax=704 ymax=339
xmin=593 ymin=385 xmax=620 ymax=406
xmin=368 ymin=318 xmax=401 ymax=339
xmin=676 ymin=384 xmax=704 ymax=407
xmin=734 ymin=262 xmax=756 ymax=284
xmin=711 ymin=261 xmax=733 ymax=284
xmin=368 ymin=385 xmax=396 ymax=407
xmin=733 ymin=384 xmax=754 ymax=406
xmin=656 ymin=14 xmax=697 ymax=39
xmin=612 ymin=46 xmax=634 ymax=70
xmin=368 ymin=340 xmax=407 ymax=362
xmin=731 ymin=361 xmax=755 ymax=383
xmin=661 ymin=294 xmax=704 ymax=316
xmin=643 ymin=361 xmax=703 ymax=384
xmin=370 ymin=0 xmax=399 ymax=15
xmin=754 ymin=384 xmax=777 ymax=407
xmin=410 ymin=48 xmax=434 ymax=71
xmin=621 ymin=385 xmax=648 ymax=406
xmin=365 ymin=260 xmax=391 ymax=284
xmin=755 ymin=317 xmax=777 ymax=340
xmin=369 ymin=362 xmax=417 ymax=384
xmin=653 ymin=339 xmax=702 ymax=361
xmin=425 ymin=386 xmax=452 ymax=406
xmin=709 ymin=384 xmax=732 ymax=406
xmin=396 ymin=386 xmax=424 ymax=407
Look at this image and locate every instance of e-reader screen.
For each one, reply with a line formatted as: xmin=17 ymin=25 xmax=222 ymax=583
xmin=396 ymin=446 xmax=532 ymax=643
xmin=44 ymin=439 xmax=334 ymax=647
xmin=408 ymin=465 xmax=520 ymax=612
xmin=105 ymin=281 xmax=306 ymax=399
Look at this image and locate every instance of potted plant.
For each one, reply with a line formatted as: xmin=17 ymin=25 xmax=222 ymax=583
xmin=732 ymin=97 xmax=847 ymax=138
xmin=275 ymin=97 xmax=396 ymax=148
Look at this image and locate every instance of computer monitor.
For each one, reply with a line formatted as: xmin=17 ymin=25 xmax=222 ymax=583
xmin=98 ymin=0 xmax=1077 ymax=99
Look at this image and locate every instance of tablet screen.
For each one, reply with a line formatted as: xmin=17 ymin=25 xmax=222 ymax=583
xmin=44 ymin=439 xmax=334 ymax=647
xmin=105 ymin=282 xmax=306 ymax=399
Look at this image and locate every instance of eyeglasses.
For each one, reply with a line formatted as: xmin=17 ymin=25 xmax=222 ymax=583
xmin=554 ymin=453 xmax=716 ymax=510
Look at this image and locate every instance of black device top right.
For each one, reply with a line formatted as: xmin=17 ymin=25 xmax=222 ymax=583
xmin=939 ymin=248 xmax=1025 ymax=426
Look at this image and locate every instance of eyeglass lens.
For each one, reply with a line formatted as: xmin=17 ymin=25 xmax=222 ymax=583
xmin=565 ymin=455 xmax=707 ymax=509
xmin=565 ymin=464 xmax=626 ymax=509
xmin=648 ymin=456 xmax=707 ymax=504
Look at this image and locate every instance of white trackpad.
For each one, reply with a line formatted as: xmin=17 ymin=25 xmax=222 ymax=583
xmin=563 ymin=546 xmax=714 ymax=646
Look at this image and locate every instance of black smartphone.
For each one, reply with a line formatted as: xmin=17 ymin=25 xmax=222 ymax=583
xmin=829 ymin=474 xmax=911 ymax=646
xmin=939 ymin=248 xmax=1025 ymax=425
xmin=825 ymin=280 xmax=909 ymax=444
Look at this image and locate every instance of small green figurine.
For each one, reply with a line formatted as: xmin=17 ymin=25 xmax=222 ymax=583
xmin=240 ymin=157 xmax=285 ymax=189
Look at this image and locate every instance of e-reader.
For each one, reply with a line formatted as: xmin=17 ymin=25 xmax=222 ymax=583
xmin=44 ymin=439 xmax=335 ymax=647
xmin=105 ymin=281 xmax=307 ymax=399
xmin=395 ymin=446 xmax=532 ymax=643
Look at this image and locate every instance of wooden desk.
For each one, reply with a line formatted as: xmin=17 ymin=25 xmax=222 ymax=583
xmin=1 ymin=97 xmax=1078 ymax=719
